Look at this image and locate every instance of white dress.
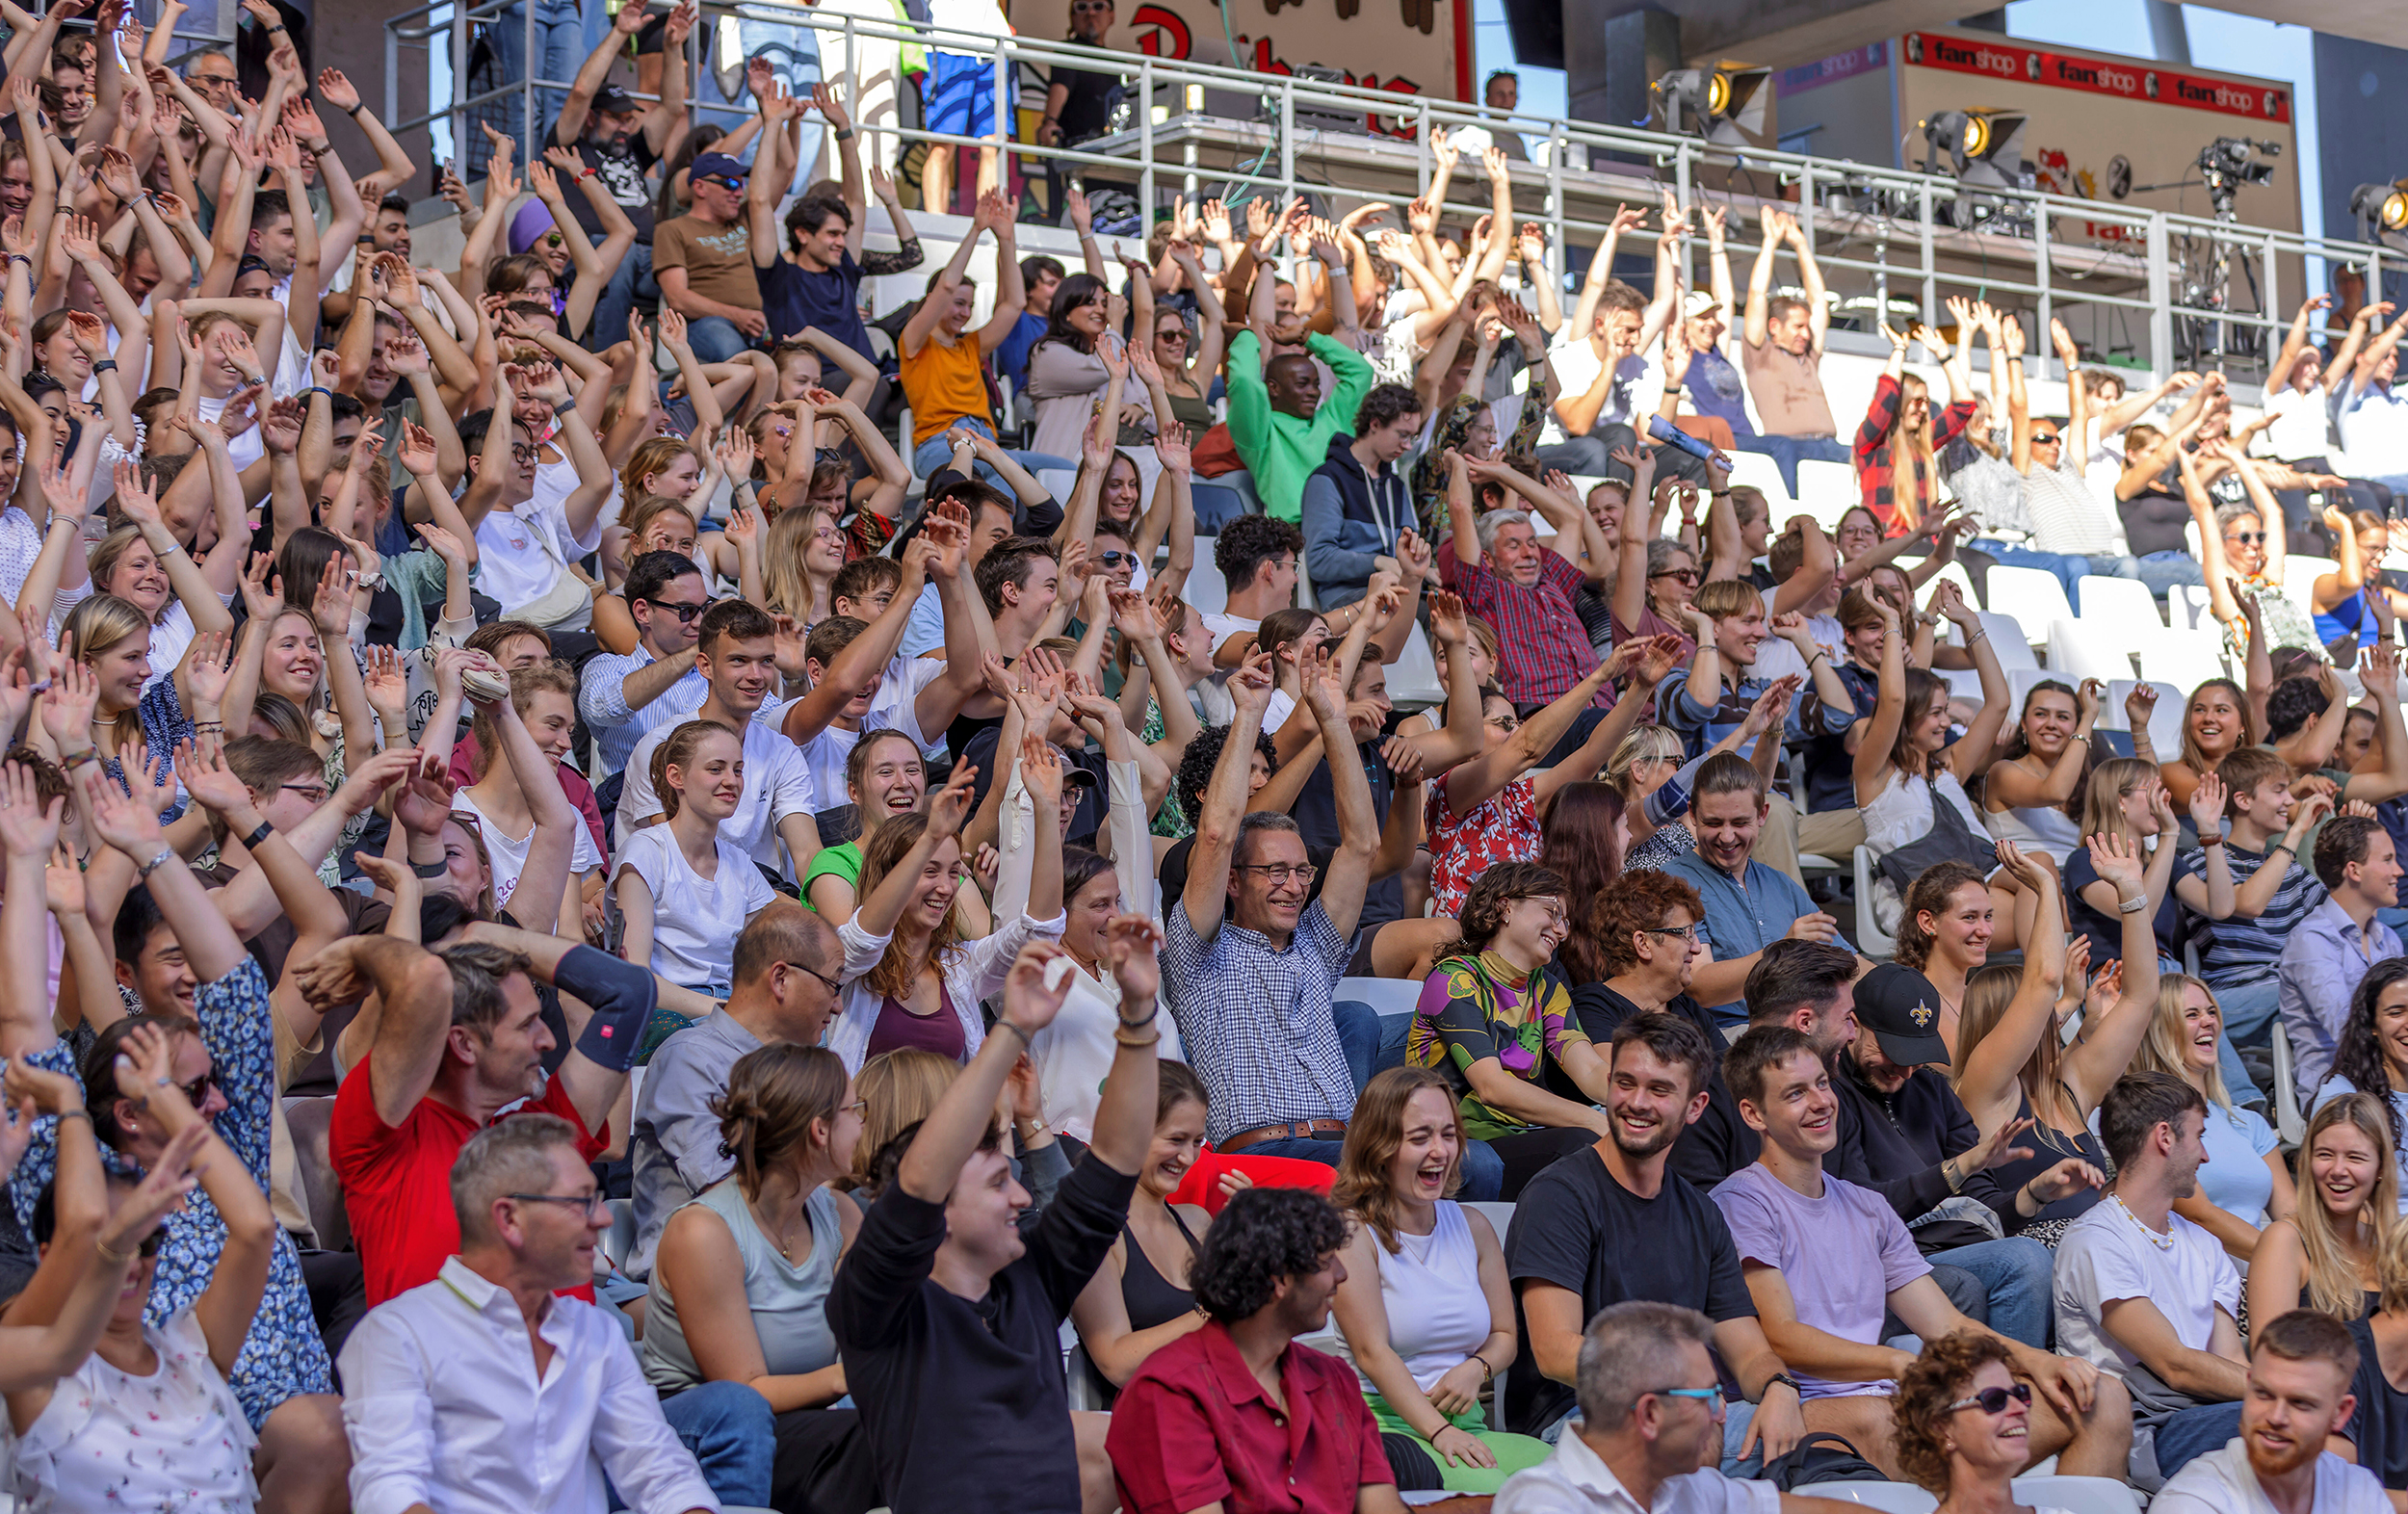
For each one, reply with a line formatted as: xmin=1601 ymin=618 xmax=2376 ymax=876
xmin=13 ymin=1310 xmax=258 ymax=1514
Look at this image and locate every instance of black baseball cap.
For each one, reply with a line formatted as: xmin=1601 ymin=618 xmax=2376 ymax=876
xmin=1852 ymin=963 xmax=1950 ymax=1067
xmin=592 ymin=83 xmax=642 ymax=116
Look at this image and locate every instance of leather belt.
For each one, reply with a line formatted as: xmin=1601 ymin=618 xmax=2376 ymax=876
xmin=1218 ymin=1119 xmax=1348 ymax=1153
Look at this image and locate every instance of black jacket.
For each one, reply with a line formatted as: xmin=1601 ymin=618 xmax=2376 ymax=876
xmin=1832 ymin=1052 xmax=1992 ymax=1252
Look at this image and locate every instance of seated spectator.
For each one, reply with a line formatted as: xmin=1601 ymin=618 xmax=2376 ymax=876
xmin=1199 ymin=514 xmax=1306 ymax=668
xmin=2342 ymin=1217 xmax=2408 ymax=1495
xmin=1566 ymin=869 xmax=1713 ymax=1046
xmin=1660 ymin=754 xmax=1844 ymax=1027
xmin=630 ymin=905 xmax=845 ymax=1282
xmin=1069 ymin=1061 xmax=1217 ymax=1393
xmin=832 ymin=930 xmax=1164 ymax=1514
xmin=1300 ymin=383 xmax=1424 ymax=610
xmin=2185 ymin=747 xmax=2336 ymax=1098
xmin=1027 ymin=832 xmax=1176 ymax=1146
xmin=1425 ymin=639 xmax=1672 ymax=918
xmin=830 ymin=744 xmax=1064 ymax=1072
xmin=10 ymin=1026 xmax=274 ymax=1512
xmin=1606 ymin=722 xmax=1706 ymax=874
xmin=804 ymin=730 xmax=929 ymax=917
xmin=577 ymin=551 xmax=707 ymax=777
xmin=2160 ymin=675 xmax=2254 ymax=813
xmin=2316 ymin=959 xmax=2408 ymax=1204
xmin=2155 ymin=1310 xmax=2392 ymax=1513
xmin=339 ymin=1117 xmax=720 ymax=1513
xmin=2129 ymin=974 xmax=2295 ymax=1266
xmin=450 ymin=380 xmax=615 ymax=632
xmin=2055 ymin=1070 xmax=2247 ymax=1482
xmin=1163 ymin=654 xmax=1376 ymax=1163
xmin=1505 ymin=1011 xmax=1803 ymax=1461
xmin=2310 ymin=508 xmax=2408 ymax=650
xmin=1733 ymin=208 xmax=1854 ymax=494
xmin=1889 ymin=861 xmax=2001 ymax=1060
xmin=455 ymin=662 xmax=604 ymax=933
xmin=1328 ymin=1066 xmax=1554 ymax=1491
xmin=1977 ymin=680 xmax=2095 ymax=868
xmin=643 ymin=1043 xmax=874 ymax=1514
xmin=1854 ymin=585 xmax=2033 ymax=948
xmin=2066 ymin=761 xmax=2232 ymax=981
xmin=616 ymin=719 xmax=781 ymax=996
xmin=1408 ymin=864 xmax=1610 ymax=1201
xmin=901 ymin=194 xmax=1064 ymax=483
xmin=1497 ymin=1300 xmax=1853 ymax=1514
xmin=322 ymin=926 xmax=654 ymax=1306
xmin=2281 ymin=814 xmax=2405 ymax=1105
xmin=1852 ymin=319 xmax=1975 ymax=532
xmin=2247 ymin=1093 xmax=2392 ymax=1327
xmin=1539 ymin=215 xmax=1704 ymax=484
xmin=1226 ymin=236 xmax=1375 ymax=524
xmin=1107 ymin=1186 xmax=1407 ymax=1514
xmin=1714 ymin=1025 xmax=2128 ymax=1482
xmin=1890 ymin=1331 xmax=2083 ymax=1514
xmin=652 ymin=150 xmax=765 ymax=363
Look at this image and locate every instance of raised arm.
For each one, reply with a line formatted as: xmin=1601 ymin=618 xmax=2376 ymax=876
xmin=1179 ymin=651 xmax=1274 ymax=941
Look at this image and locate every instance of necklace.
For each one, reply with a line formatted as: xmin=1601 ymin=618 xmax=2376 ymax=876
xmin=748 ymin=1195 xmax=807 ymax=1263
xmin=2111 ymin=1193 xmax=2175 ymax=1252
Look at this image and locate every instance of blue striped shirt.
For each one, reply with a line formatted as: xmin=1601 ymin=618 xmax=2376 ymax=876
xmin=2178 ymin=840 xmax=2327 ymax=989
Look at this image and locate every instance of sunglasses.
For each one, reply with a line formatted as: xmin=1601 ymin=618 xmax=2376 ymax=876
xmin=696 ymin=173 xmax=746 ymax=193
xmin=2030 ymin=431 xmax=2062 ymax=446
xmin=2225 ymin=531 xmax=2267 ymax=546
xmin=1650 ymin=567 xmax=1701 ymax=586
xmin=1096 ymin=550 xmax=1136 ymax=568
xmin=643 ymin=597 xmax=709 ymax=622
xmin=1157 ymin=328 xmax=1189 ymax=344
xmin=1947 ymin=1383 xmax=2033 ymax=1416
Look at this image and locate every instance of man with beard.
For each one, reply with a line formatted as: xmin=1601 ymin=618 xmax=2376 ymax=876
xmin=2055 ymin=1070 xmax=2250 ymax=1482
xmin=1502 ymin=1011 xmax=1805 ymax=1471
xmin=2156 ymin=1309 xmax=2390 ymax=1512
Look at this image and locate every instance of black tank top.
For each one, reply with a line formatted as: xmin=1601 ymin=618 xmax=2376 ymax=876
xmin=1119 ymin=1206 xmax=1201 ymax=1330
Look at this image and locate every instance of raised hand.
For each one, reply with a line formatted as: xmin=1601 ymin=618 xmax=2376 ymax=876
xmin=1103 ymin=912 xmax=1164 ymax=1007
xmin=2084 ymin=831 xmax=2147 ymax=899
xmin=0 ymin=760 xmax=62 ymax=858
xmin=927 ymin=760 xmax=979 ymax=842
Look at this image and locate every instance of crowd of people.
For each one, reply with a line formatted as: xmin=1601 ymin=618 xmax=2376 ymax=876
xmin=7 ymin=4 xmax=2408 ymax=1513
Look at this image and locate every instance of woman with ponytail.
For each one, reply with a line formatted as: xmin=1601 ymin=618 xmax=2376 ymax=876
xmin=642 ymin=1042 xmax=875 ymax=1514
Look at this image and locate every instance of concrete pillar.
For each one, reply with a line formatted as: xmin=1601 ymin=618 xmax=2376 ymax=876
xmin=2144 ymin=0 xmax=2191 ymax=65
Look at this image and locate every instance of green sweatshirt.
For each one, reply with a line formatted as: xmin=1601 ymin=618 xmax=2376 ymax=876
xmin=1224 ymin=328 xmax=1376 ymax=524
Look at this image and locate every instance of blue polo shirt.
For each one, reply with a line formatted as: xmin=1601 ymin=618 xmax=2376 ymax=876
xmin=1662 ymin=851 xmax=1830 ymax=1026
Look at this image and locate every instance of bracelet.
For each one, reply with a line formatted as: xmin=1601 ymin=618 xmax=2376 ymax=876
xmin=1807 ymin=650 xmax=1827 ymax=666
xmin=135 ymin=845 xmax=177 ymax=880
xmin=304 ymin=386 xmax=333 ymax=401
xmin=410 ymin=856 xmax=450 ymax=879
xmin=1469 ymin=1352 xmax=1494 ymax=1382
xmin=95 ymin=1236 xmax=133 ymax=1265
xmin=833 ymin=125 xmax=855 ymax=142
xmin=995 ymin=1019 xmax=1033 ymax=1050
xmin=2069 ymin=731 xmax=2089 ymax=743
xmin=242 ymin=820 xmax=274 ymax=851
xmin=1766 ymin=1373 xmax=1802 ymax=1397
xmin=7 ymin=253 xmax=26 ymax=267
xmin=579 ymin=167 xmax=599 ymax=180
xmin=267 ymin=22 xmax=286 ymax=34
xmin=61 ymin=749 xmax=99 ymax=770
xmin=157 ymin=537 xmax=183 ymax=557
xmin=56 ymin=1108 xmax=89 ymax=1125
xmin=2202 ymin=834 xmax=2225 ymax=848
xmin=2117 ymin=893 xmax=2149 ymax=915
xmin=2270 ymin=842 xmax=2297 ymax=858
xmin=1112 ymin=1024 xmax=1162 ymax=1047
xmin=344 ymin=101 xmax=364 ymax=116
xmin=92 ymin=359 xmax=117 ymax=373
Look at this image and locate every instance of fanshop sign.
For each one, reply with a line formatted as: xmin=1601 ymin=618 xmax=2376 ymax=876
xmin=1902 ymin=33 xmax=2290 ymax=124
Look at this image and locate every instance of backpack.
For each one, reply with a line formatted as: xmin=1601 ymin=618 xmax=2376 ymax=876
xmin=1762 ymin=1430 xmax=1887 ymax=1490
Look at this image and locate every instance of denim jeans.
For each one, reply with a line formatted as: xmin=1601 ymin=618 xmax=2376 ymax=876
xmin=685 ymin=314 xmax=758 ymax=363
xmin=588 ymin=242 xmax=657 ymax=352
xmin=1333 ymin=999 xmax=1379 ymax=1098
xmin=491 ymin=0 xmax=591 ymax=150
xmin=1728 ymin=432 xmax=1852 ymax=496
xmin=908 ymin=417 xmax=1075 ymax=485
xmin=659 ymin=1380 xmax=776 ymax=1508
xmin=1534 ymin=424 xmax=1708 ymax=484
xmin=1925 ymin=1236 xmax=2054 ymax=1347
xmin=2212 ymin=976 xmax=2278 ymax=1108
xmin=2152 ymin=1399 xmax=2244 ymax=1479
xmin=1217 ymin=1136 xmax=1343 ymax=1166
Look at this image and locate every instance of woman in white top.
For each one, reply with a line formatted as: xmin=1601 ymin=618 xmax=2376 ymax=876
xmin=1978 ymin=678 xmax=2095 ymax=869
xmin=1854 ymin=580 xmax=2032 ymax=948
xmin=454 ymin=661 xmax=599 ymax=936
xmin=829 ymin=737 xmax=1066 ymax=1072
xmin=10 ymin=1025 xmax=275 ymax=1514
xmin=617 ymin=718 xmax=779 ymax=994
xmin=1328 ymin=1066 xmax=1549 ymax=1493
xmin=1891 ymin=1331 xmax=2081 ymax=1514
xmin=2131 ymin=974 xmax=2295 ymax=1266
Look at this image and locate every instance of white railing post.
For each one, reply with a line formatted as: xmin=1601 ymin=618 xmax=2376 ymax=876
xmin=2147 ymin=213 xmax=2173 ymax=386
xmin=1139 ymin=57 xmax=1154 ymax=229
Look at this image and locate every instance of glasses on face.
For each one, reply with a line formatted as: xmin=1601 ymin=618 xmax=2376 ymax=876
xmin=1096 ymin=550 xmax=1136 ymax=568
xmin=698 ymin=174 xmax=746 ymax=193
xmin=782 ymin=959 xmax=844 ymax=996
xmin=1650 ymin=567 xmax=1701 ymax=586
xmin=506 ymin=1188 xmax=608 ymax=1218
xmin=2226 ymin=531 xmax=2267 ymax=546
xmin=1235 ymin=862 xmax=1317 ymax=885
xmin=509 ymin=443 xmax=539 ymax=464
xmin=1645 ymin=1387 xmax=1725 ymax=1418
xmin=1947 ymin=1383 xmax=2033 ymax=1416
xmin=178 ymin=1069 xmax=217 ymax=1107
xmin=1157 ymin=328 xmax=1189 ymax=346
xmin=1484 ymin=711 xmax=1520 ymax=732
xmin=1644 ymin=923 xmax=1702 ymax=944
xmin=281 ymin=782 xmax=330 ymax=805
xmin=644 ymin=597 xmax=708 ymax=622
xmin=2030 ymin=431 xmax=2062 ymax=447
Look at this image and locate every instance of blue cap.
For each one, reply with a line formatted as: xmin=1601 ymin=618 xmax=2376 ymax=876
xmin=690 ymin=151 xmax=748 ymax=185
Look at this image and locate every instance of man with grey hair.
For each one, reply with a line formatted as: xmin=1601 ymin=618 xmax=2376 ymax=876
xmin=1437 ymin=449 xmax=1615 ymax=718
xmin=337 ymin=1116 xmax=720 ymax=1514
xmin=1495 ymin=1301 xmax=1859 ymax=1513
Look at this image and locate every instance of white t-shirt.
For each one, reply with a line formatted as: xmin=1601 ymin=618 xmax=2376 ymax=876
xmin=2338 ymin=383 xmax=2408 ymax=479
xmin=2154 ymin=1439 xmax=2390 ymax=1514
xmin=1544 ymin=331 xmax=1658 ymax=439
xmin=452 ymin=789 xmax=605 ymax=920
xmin=472 ymin=493 xmax=605 ymax=620
xmin=2052 ymin=1195 xmax=2240 ymax=1386
xmin=797 ymin=655 xmax=945 ymax=806
xmin=2261 ymin=382 xmax=2335 ymax=462
xmin=615 ymin=823 xmax=776 ymax=992
xmin=196 ymin=389 xmax=267 ymax=473
xmin=1200 ymin=610 xmax=1259 ymax=653
xmin=617 ymin=705 xmax=819 ymax=874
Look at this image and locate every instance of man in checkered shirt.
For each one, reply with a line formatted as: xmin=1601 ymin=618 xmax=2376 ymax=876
xmin=1161 ymin=649 xmax=1379 ymax=1166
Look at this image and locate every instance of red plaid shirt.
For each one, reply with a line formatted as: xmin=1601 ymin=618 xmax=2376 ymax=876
xmin=1853 ymin=373 xmax=1976 ymax=532
xmin=1437 ymin=537 xmax=1607 ymax=711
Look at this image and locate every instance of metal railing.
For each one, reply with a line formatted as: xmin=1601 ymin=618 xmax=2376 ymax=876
xmin=381 ymin=0 xmax=2381 ymax=386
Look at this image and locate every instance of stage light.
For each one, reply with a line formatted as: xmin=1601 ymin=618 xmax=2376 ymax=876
xmin=2352 ymin=182 xmax=2408 ymax=235
xmin=1919 ymin=109 xmax=2027 ymax=190
xmin=1650 ymin=64 xmax=1767 ymax=147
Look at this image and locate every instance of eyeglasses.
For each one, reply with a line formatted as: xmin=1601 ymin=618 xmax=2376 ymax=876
xmin=2225 ymin=531 xmax=2267 ymax=545
xmin=1650 ymin=567 xmax=1701 ymax=586
xmin=509 ymin=443 xmax=540 ymax=463
xmin=1235 ymin=863 xmax=1317 ymax=885
xmin=177 ymin=1069 xmax=217 ymax=1107
xmin=841 ymin=1098 xmax=869 ymax=1116
xmin=1644 ymin=923 xmax=1702 ymax=944
xmin=781 ymin=959 xmax=844 ymax=996
xmin=643 ymin=597 xmax=709 ymax=622
xmin=1644 ymin=1387 xmax=1725 ymax=1418
xmin=281 ymin=782 xmax=330 ymax=804
xmin=506 ymin=1189 xmax=608 ymax=1218
xmin=1096 ymin=550 xmax=1136 ymax=568
xmin=1484 ymin=711 xmax=1521 ymax=731
xmin=1947 ymin=1383 xmax=2033 ymax=1416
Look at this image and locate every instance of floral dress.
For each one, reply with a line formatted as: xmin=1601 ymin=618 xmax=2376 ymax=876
xmin=1426 ymin=774 xmax=1542 ymax=918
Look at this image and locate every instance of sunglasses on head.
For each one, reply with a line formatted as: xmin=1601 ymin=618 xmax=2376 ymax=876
xmin=1947 ymin=1383 xmax=2033 ymax=1415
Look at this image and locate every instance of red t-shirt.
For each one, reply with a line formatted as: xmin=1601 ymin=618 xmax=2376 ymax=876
xmin=330 ymin=1049 xmax=608 ymax=1307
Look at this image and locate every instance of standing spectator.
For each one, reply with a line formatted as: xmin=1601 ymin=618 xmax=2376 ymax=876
xmin=2280 ymin=813 xmax=2405 ymax=1105
xmin=545 ymin=2 xmax=695 ymax=348
xmin=2183 ymin=747 xmax=2335 ymax=1092
xmin=1164 ymin=652 xmax=1378 ymax=1164
xmin=1301 ymin=383 xmax=1424 ymax=610
xmin=2336 ymin=302 xmax=2408 ymax=495
xmin=750 ymin=85 xmax=912 ymax=357
xmin=2054 ymin=1070 xmax=2248 ymax=1481
xmin=1853 ymin=319 xmax=1975 ymax=533
xmin=830 ymin=929 xmax=1166 ymax=1514
xmin=1737 ymin=208 xmax=1852 ymax=494
xmin=902 ymin=193 xmax=1055 ymax=482
xmin=1435 ymin=453 xmax=1614 ymax=718
xmin=2153 ymin=1311 xmax=2392 ymax=1514
xmin=655 ymin=151 xmax=765 ymax=363
xmin=1479 ymin=71 xmax=1530 ymax=161
xmin=917 ymin=0 xmax=1015 ymax=214
xmin=1226 ymin=251 xmax=1376 ymax=523
xmin=338 ymin=1118 xmax=722 ymax=1513
xmin=1107 ymin=1187 xmax=1409 ymax=1514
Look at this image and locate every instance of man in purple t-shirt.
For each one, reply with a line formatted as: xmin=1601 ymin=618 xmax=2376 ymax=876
xmin=1712 ymin=1026 xmax=2133 ymax=1483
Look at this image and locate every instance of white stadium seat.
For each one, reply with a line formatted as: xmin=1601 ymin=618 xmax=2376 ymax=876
xmin=2168 ymin=583 xmax=2216 ymax=631
xmin=1801 ymin=1481 xmax=1936 ymax=1512
xmin=1385 ymin=626 xmax=1447 ymax=709
xmin=2105 ymin=680 xmax=2186 ymax=755
xmin=1956 ymin=613 xmax=2040 ymax=672
xmin=2007 ymin=1475 xmax=2142 ymax=1514
xmin=1721 ymin=450 xmax=1793 ymax=507
xmin=2045 ymin=619 xmax=2139 ymax=685
xmin=1792 ymin=459 xmax=1857 ymax=531
xmin=2072 ymin=574 xmax=2163 ymax=629
xmin=1983 ymin=566 xmax=2076 ymax=651
xmin=1853 ymin=846 xmax=1896 ymax=959
xmin=2138 ymin=629 xmax=2231 ymax=694
xmin=1183 ymin=543 xmax=1228 ymax=613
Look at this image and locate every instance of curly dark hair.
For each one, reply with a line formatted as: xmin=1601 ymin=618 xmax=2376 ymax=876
xmin=1891 ymin=1331 xmax=2020 ymax=1495
xmin=2334 ymin=957 xmax=2408 ymax=1158
xmin=1190 ymin=1187 xmax=1350 ymax=1322
xmin=1215 ymin=514 xmax=1304 ymax=594
xmin=1175 ymin=723 xmax=1278 ymax=820
xmin=1586 ymin=871 xmax=1703 ymax=979
xmin=1460 ymin=861 xmax=1566 ymax=953
xmin=2264 ymin=675 xmax=2333 ymax=744
xmin=1353 ymin=382 xmax=1423 ymax=434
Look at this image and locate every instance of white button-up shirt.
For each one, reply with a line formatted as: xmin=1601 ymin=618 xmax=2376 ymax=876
xmin=338 ymin=1255 xmax=720 ymax=1514
xmin=1493 ymin=1425 xmax=1777 ymax=1514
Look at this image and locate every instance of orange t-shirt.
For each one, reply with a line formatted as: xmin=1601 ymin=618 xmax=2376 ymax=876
xmin=903 ymin=333 xmax=989 ymax=446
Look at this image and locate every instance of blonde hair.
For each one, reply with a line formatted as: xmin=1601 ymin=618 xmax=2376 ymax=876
xmin=1950 ymin=963 xmax=2082 ymax=1162
xmin=2130 ymin=974 xmax=2235 ymax=1111
xmin=844 ymin=1048 xmax=960 ymax=1190
xmin=61 ymin=593 xmax=151 ymax=749
xmin=2295 ymin=1093 xmax=2397 ymax=1321
xmin=763 ymin=504 xmax=836 ymax=623
xmin=1605 ymin=724 xmax=1684 ymax=798
xmin=86 ymin=526 xmax=167 ymax=624
xmin=2079 ymin=757 xmax=2160 ymax=847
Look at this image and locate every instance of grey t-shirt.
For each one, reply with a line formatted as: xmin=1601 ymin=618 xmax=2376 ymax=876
xmin=627 ymin=1011 xmax=765 ymax=1279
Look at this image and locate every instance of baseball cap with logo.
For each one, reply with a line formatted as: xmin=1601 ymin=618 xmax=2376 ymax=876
xmin=1852 ymin=962 xmax=1950 ymax=1068
xmin=1681 ymin=291 xmax=1724 ymax=320
xmin=690 ymin=152 xmax=749 ymax=189
xmin=592 ymin=83 xmax=643 ymax=117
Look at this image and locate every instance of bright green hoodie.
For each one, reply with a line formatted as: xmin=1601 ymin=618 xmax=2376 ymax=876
xmin=1224 ymin=328 xmax=1375 ymax=524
